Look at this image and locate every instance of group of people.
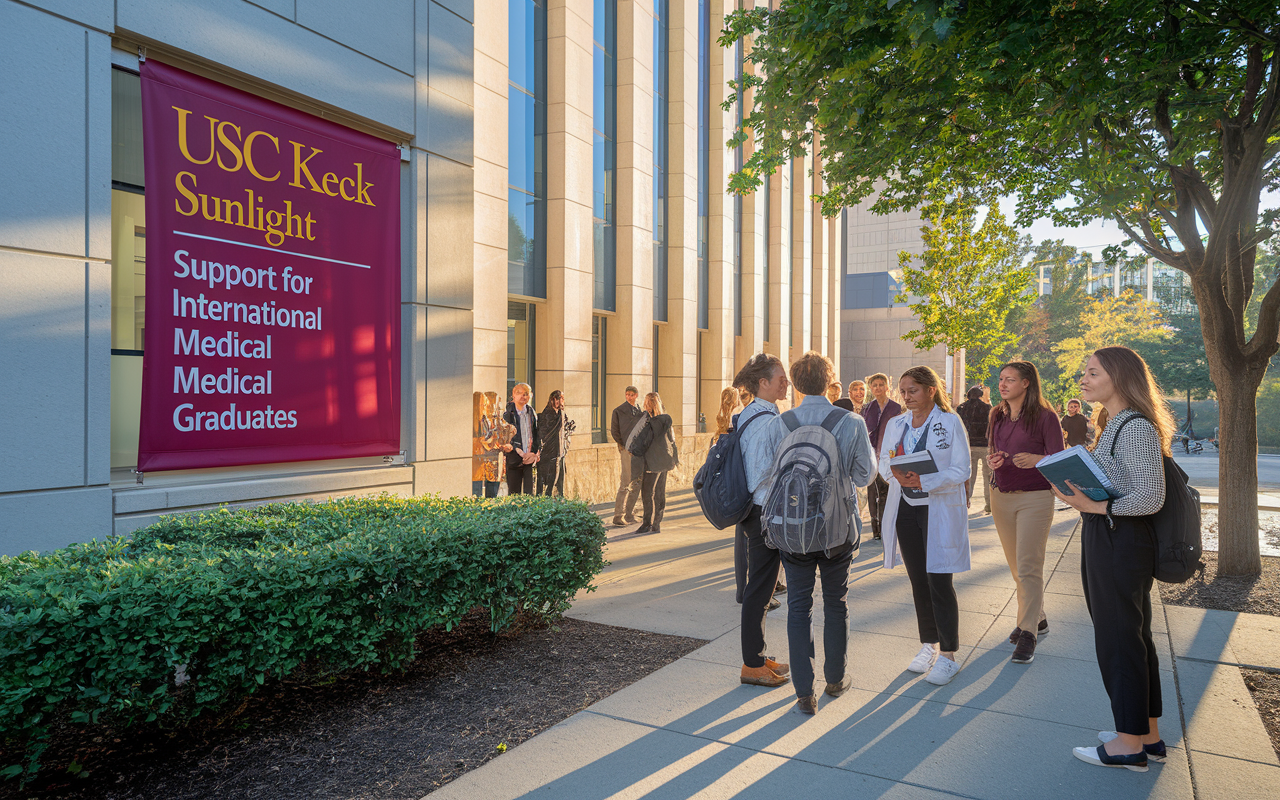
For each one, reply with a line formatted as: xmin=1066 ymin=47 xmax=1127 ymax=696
xmin=473 ymin=384 xmax=574 ymax=498
xmin=717 ymin=346 xmax=1175 ymax=775
xmin=610 ymin=388 xmax=681 ymax=533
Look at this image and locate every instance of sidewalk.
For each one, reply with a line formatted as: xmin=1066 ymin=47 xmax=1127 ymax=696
xmin=426 ymin=492 xmax=1280 ymax=800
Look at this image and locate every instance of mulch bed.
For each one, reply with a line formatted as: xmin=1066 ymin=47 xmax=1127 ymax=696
xmin=1242 ymin=670 xmax=1280 ymax=761
xmin=1 ymin=615 xmax=706 ymax=800
xmin=1158 ymin=551 xmax=1280 ymax=617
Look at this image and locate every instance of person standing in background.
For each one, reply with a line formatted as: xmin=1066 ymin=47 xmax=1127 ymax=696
xmin=834 ymin=380 xmax=867 ymax=415
xmin=610 ymin=386 xmax=645 ymax=526
xmin=1062 ymin=398 xmax=1091 ymax=447
xmin=987 ymin=361 xmax=1065 ymax=665
xmin=825 ymin=381 xmax=843 ymax=404
xmin=715 ymin=386 xmax=742 ymax=443
xmin=536 ymin=390 xmax=569 ymax=496
xmin=956 ymin=386 xmax=993 ymax=514
xmin=631 ymin=393 xmax=680 ymax=533
xmin=862 ymin=373 xmax=902 ymax=541
xmin=503 ymin=383 xmax=540 ymax=495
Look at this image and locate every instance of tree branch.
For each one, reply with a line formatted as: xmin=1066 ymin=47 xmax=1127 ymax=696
xmin=1113 ymin=214 xmax=1188 ymax=272
xmin=1243 ymin=274 xmax=1280 ymax=362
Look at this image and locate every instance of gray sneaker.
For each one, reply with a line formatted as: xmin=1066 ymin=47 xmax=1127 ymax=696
xmin=1012 ymin=630 xmax=1036 ymax=664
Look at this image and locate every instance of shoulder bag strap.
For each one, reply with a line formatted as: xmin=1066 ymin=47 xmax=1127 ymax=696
xmin=820 ymin=408 xmax=848 ymax=433
xmin=1109 ymin=414 xmax=1144 ymax=457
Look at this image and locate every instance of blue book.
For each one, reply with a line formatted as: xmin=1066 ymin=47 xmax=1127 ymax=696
xmin=1036 ymin=446 xmax=1118 ymax=501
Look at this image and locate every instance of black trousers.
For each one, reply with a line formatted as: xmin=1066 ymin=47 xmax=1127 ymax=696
xmin=739 ymin=505 xmax=780 ymax=668
xmin=868 ymin=475 xmax=890 ymax=537
xmin=1081 ymin=513 xmax=1162 ymax=735
xmin=506 ymin=460 xmax=535 ymax=495
xmin=896 ymin=499 xmax=960 ymax=652
xmin=782 ymin=545 xmax=853 ymax=697
xmin=536 ymin=457 xmax=564 ymax=496
xmin=640 ymin=470 xmax=668 ymax=526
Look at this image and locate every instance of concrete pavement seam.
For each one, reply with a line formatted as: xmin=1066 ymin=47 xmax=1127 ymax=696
xmin=1167 ymin=601 xmax=1203 ymax=800
xmin=1174 ymin=655 xmax=1280 ymax=672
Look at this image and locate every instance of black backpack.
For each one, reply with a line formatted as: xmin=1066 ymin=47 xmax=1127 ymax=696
xmin=694 ymin=410 xmax=776 ymax=530
xmin=1111 ymin=415 xmax=1205 ymax=583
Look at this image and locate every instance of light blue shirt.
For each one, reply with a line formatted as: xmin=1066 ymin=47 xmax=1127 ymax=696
xmin=738 ymin=398 xmax=779 ymax=507
xmin=756 ymin=395 xmax=878 ymax=513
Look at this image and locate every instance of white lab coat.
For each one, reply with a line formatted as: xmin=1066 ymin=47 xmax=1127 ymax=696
xmin=878 ymin=408 xmax=972 ymax=573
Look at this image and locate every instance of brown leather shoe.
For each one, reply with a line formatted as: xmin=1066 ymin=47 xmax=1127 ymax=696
xmin=824 ymin=675 xmax=851 ymax=697
xmin=794 ymin=694 xmax=818 ymax=715
xmin=741 ymin=664 xmax=789 ymax=687
xmin=765 ymin=657 xmax=790 ymax=677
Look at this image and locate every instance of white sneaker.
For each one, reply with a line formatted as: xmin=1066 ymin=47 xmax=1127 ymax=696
xmin=907 ymin=644 xmax=938 ymax=673
xmin=925 ymin=654 xmax=961 ymax=685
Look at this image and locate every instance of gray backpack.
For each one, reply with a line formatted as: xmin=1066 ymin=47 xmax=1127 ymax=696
xmin=762 ymin=409 xmax=857 ymax=556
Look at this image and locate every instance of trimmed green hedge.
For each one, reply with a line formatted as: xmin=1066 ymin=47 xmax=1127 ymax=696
xmin=0 ymin=494 xmax=607 ymax=780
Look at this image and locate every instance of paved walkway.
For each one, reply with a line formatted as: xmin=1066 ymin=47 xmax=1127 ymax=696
xmin=427 ymin=492 xmax=1280 ymax=800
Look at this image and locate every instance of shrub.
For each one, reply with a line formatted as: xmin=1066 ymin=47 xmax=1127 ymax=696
xmin=0 ymin=494 xmax=607 ymax=781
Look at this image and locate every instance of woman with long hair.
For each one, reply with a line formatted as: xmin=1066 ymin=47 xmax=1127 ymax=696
xmin=630 ymin=392 xmax=679 ymax=533
xmin=1053 ymin=347 xmax=1173 ymax=773
xmin=986 ymin=361 xmax=1066 ymax=665
xmin=715 ymin=386 xmax=742 ymax=443
xmin=536 ymin=390 xmax=568 ymax=496
xmin=877 ymin=366 xmax=972 ymax=686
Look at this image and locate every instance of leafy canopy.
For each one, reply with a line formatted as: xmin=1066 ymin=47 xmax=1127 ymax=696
xmin=894 ymin=189 xmax=1034 ymax=378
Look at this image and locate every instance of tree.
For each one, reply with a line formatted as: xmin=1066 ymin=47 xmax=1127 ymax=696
xmin=894 ymin=190 xmax=1035 ymax=380
xmin=1052 ymin=291 xmax=1170 ymax=384
xmin=1014 ymin=241 xmax=1095 ymax=405
xmin=724 ymin=0 xmax=1280 ymax=575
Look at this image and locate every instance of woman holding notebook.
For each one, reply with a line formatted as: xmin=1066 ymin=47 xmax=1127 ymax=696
xmin=878 ymin=366 xmax=972 ymax=687
xmin=985 ymin=361 xmax=1065 ymax=666
xmin=1052 ymin=346 xmax=1173 ymax=774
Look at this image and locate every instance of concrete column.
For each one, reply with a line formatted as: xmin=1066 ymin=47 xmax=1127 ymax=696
xmin=472 ymin=0 xmax=508 ymax=399
xmin=810 ymin=142 xmax=830 ymax=358
xmin=541 ymin=0 xmax=596 ymax=432
xmin=699 ymin=0 xmax=736 ymax=416
xmin=608 ymin=0 xmax=656 ymax=399
xmin=766 ymin=158 xmax=789 ymax=361
xmin=790 ymin=153 xmax=813 ymax=363
xmin=662 ymin=0 xmax=700 ymax=435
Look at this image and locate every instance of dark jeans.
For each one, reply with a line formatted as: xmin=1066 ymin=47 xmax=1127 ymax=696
xmin=739 ymin=505 xmax=780 ymax=668
xmin=640 ymin=470 xmax=668 ymax=526
xmin=734 ymin=526 xmax=747 ymax=604
xmin=472 ymin=480 xmax=499 ymax=498
xmin=868 ymin=475 xmax=890 ymax=537
xmin=506 ymin=460 xmax=535 ymax=495
xmin=782 ymin=545 xmax=854 ymax=697
xmin=1081 ymin=512 xmax=1162 ymax=735
xmin=896 ymin=499 xmax=960 ymax=652
xmin=536 ymin=457 xmax=564 ymax=496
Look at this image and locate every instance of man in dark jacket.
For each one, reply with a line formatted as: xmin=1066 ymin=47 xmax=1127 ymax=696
xmin=956 ymin=385 xmax=993 ymax=513
xmin=537 ymin=390 xmax=570 ymax=496
xmin=503 ymin=383 xmax=540 ymax=495
xmin=862 ymin=373 xmax=902 ymax=540
xmin=610 ymin=386 xmax=645 ymax=525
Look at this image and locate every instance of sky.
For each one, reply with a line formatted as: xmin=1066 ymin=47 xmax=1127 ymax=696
xmin=1004 ymin=189 xmax=1280 ymax=258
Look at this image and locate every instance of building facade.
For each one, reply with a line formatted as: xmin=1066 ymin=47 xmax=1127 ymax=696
xmin=840 ymin=197 xmax=956 ymax=395
xmin=0 ymin=0 xmax=843 ymax=555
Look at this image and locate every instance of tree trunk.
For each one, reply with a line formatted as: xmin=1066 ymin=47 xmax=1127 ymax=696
xmin=1214 ymin=370 xmax=1262 ymax=577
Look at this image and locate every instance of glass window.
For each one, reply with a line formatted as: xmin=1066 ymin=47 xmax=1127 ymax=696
xmin=697 ymin=0 xmax=709 ymax=330
xmin=509 ymin=0 xmax=547 ymax=299
xmin=593 ymin=0 xmax=617 ymax=311
xmin=592 ymin=315 xmax=608 ymax=443
xmin=507 ymin=300 xmax=536 ymax=402
xmin=111 ymin=67 xmax=145 ymax=469
xmin=652 ymin=0 xmax=669 ymax=322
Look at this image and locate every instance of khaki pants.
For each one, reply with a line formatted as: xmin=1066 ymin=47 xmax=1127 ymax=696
xmin=990 ymin=488 xmax=1055 ymax=632
xmin=967 ymin=446 xmax=992 ymax=511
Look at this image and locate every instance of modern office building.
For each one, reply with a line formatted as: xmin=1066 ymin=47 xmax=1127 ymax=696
xmin=840 ymin=198 xmax=957 ymax=395
xmin=0 ymin=0 xmax=845 ymax=555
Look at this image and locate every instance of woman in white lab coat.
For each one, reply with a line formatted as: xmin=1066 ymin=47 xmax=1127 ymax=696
xmin=878 ymin=365 xmax=972 ymax=686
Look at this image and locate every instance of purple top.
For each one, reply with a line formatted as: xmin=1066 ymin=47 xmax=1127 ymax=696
xmin=863 ymin=398 xmax=902 ymax=452
xmin=988 ymin=408 xmax=1066 ymax=492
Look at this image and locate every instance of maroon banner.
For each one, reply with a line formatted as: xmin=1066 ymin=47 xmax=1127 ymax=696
xmin=138 ymin=61 xmax=400 ymax=471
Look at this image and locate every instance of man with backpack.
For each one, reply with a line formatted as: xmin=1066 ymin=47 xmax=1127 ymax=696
xmin=757 ymin=351 xmax=876 ymax=715
xmin=731 ymin=353 xmax=793 ymax=688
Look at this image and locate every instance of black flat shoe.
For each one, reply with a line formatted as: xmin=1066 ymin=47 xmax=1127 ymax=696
xmin=1073 ymin=745 xmax=1148 ymax=772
